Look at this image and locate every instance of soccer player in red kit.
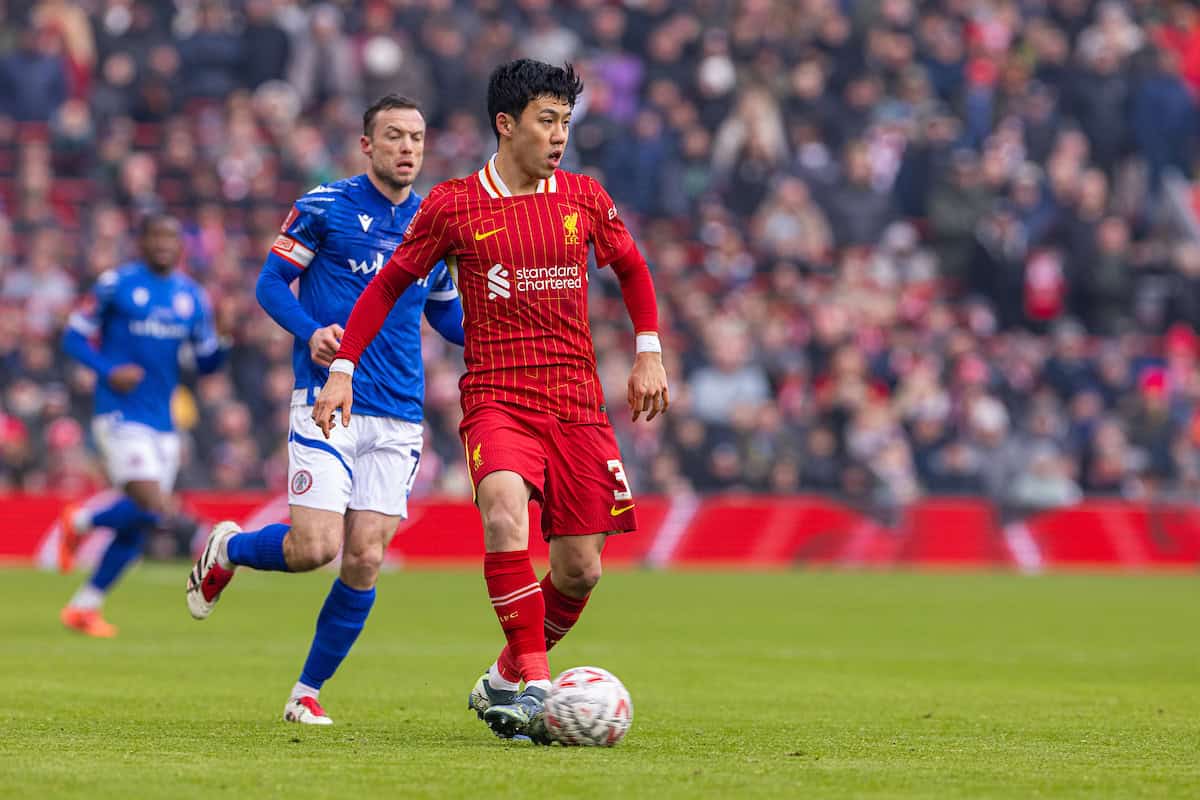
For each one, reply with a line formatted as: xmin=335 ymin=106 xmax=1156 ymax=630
xmin=312 ymin=59 xmax=668 ymax=741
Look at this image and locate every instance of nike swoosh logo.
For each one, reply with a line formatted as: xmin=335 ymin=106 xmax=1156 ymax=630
xmin=474 ymin=227 xmax=505 ymax=241
xmin=610 ymin=504 xmax=636 ymax=517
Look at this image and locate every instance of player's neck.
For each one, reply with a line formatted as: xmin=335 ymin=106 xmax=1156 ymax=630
xmin=493 ymin=149 xmax=540 ymax=196
xmin=366 ymin=171 xmax=412 ymax=205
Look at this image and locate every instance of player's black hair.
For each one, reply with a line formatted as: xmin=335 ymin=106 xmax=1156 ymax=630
xmin=137 ymin=212 xmax=179 ymax=238
xmin=363 ymin=94 xmax=423 ymax=137
xmin=486 ymin=59 xmax=583 ymax=139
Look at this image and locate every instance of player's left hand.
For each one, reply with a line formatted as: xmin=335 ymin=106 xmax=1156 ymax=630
xmin=312 ymin=371 xmax=353 ymax=439
xmin=308 ymin=323 xmax=345 ymax=368
xmin=628 ymin=352 xmax=669 ymax=422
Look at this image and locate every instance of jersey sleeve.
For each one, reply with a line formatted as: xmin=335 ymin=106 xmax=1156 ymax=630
xmin=334 ymin=190 xmax=455 ymax=364
xmin=586 ymin=179 xmax=635 ymax=267
xmin=269 ymin=190 xmax=331 ymax=270
xmin=425 ymin=261 xmax=458 ymax=303
xmin=190 ymin=287 xmax=221 ymax=356
xmin=66 ymin=269 xmax=118 ymax=337
xmin=387 ymin=185 xmax=457 ymax=280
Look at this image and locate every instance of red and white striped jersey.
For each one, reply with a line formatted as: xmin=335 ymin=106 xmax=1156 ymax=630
xmin=387 ymin=155 xmax=635 ymax=423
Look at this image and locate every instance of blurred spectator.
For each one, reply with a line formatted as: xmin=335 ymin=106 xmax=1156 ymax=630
xmin=3 ymin=0 xmax=1200 ymax=512
xmin=0 ymin=26 xmax=68 ymax=121
xmin=928 ymin=148 xmax=992 ymax=287
xmin=823 ymin=139 xmax=897 ymax=249
xmin=240 ymin=0 xmax=291 ymax=90
xmin=289 ymin=4 xmax=360 ymax=113
xmin=178 ymin=2 xmax=242 ymax=101
xmin=1131 ymin=47 xmax=1197 ymax=191
xmin=688 ymin=320 xmax=770 ymax=426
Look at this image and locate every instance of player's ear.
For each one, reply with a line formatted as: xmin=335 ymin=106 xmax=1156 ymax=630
xmin=360 ymin=134 xmax=372 ymax=157
xmin=496 ymin=112 xmax=514 ymax=139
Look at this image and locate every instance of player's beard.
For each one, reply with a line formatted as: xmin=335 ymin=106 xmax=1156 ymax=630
xmin=371 ymin=155 xmax=415 ymax=193
xmin=374 ymin=168 xmax=413 ymax=193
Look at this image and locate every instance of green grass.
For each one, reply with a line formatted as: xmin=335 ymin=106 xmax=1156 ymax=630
xmin=1 ymin=565 xmax=1197 ymax=798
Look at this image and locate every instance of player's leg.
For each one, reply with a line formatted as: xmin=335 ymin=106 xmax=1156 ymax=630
xmin=188 ymin=504 xmax=345 ymax=619
xmin=232 ymin=506 xmax=345 ymax=572
xmin=458 ymin=406 xmax=556 ymax=736
xmin=64 ymin=421 xmax=174 ymax=637
xmin=62 ymin=479 xmax=165 ymax=637
xmin=283 ymin=508 xmax=396 ymax=725
xmin=494 ymin=420 xmax=636 ymax=695
xmin=284 ymin=418 xmax=418 ymax=724
xmin=188 ymin=405 xmax=353 ymax=619
xmin=58 ymin=494 xmax=157 ymax=574
xmin=476 ymin=469 xmax=557 ymax=737
xmin=494 ymin=532 xmax=607 ymax=680
xmin=60 ymin=416 xmax=162 ymax=574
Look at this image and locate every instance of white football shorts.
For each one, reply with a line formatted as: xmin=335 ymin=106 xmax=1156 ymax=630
xmin=288 ymin=392 xmax=424 ymax=518
xmin=92 ymin=413 xmax=181 ymax=492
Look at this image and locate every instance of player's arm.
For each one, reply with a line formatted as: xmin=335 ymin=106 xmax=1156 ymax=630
xmin=610 ymin=245 xmax=668 ymax=421
xmin=422 ymin=262 xmax=464 ymax=346
xmin=191 ymin=288 xmax=230 ymax=375
xmin=314 ymin=191 xmax=453 ymax=437
xmin=257 ymin=201 xmax=343 ymax=367
xmin=62 ymin=273 xmax=144 ymax=393
xmin=589 ymin=182 xmax=669 ymax=422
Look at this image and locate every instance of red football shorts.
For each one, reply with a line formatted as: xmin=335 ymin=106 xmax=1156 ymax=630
xmin=459 ymin=402 xmax=638 ymax=539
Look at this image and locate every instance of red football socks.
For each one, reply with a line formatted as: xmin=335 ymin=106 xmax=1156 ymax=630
xmin=496 ymin=572 xmax=590 ymax=683
xmin=484 ymin=550 xmax=549 ymax=683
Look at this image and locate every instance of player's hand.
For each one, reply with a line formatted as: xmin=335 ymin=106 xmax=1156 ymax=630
xmin=312 ymin=371 xmax=353 ymax=439
xmin=628 ymin=352 xmax=669 ymax=422
xmin=107 ymin=364 xmax=145 ymax=394
xmin=308 ymin=324 xmax=345 ymax=368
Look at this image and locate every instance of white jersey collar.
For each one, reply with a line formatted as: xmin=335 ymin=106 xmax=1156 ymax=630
xmin=477 ymin=154 xmax=557 ymax=198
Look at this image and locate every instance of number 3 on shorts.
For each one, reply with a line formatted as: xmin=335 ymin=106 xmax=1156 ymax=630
xmin=607 ymin=459 xmax=632 ymax=501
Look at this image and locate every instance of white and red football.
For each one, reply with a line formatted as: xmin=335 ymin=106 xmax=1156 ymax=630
xmin=544 ymin=666 xmax=633 ymax=747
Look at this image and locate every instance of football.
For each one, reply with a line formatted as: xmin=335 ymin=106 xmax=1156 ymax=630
xmin=544 ymin=666 xmax=633 ymax=747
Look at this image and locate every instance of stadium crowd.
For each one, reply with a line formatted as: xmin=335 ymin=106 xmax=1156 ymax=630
xmin=2 ymin=0 xmax=1200 ymax=516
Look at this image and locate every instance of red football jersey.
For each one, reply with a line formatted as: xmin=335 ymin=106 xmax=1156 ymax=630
xmin=387 ymin=155 xmax=635 ymax=423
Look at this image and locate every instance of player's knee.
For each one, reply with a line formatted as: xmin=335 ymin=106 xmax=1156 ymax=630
xmin=287 ymin=526 xmax=342 ymax=571
xmin=557 ymin=560 xmax=602 ymax=595
xmin=481 ymin=505 xmax=525 ymax=549
xmin=340 ymin=545 xmax=383 ymax=587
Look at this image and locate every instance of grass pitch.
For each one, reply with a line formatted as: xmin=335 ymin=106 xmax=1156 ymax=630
xmin=1 ymin=565 xmax=1197 ymax=798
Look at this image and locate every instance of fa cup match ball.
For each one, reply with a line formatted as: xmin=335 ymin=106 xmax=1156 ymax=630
xmin=544 ymin=666 xmax=633 ymax=746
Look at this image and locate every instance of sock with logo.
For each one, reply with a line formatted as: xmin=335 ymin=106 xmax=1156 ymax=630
xmin=484 ymin=549 xmax=549 ymax=683
xmin=495 ymin=572 xmax=590 ymax=682
xmin=224 ymin=524 xmax=291 ymax=572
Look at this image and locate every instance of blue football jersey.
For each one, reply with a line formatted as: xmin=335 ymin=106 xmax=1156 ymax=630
xmin=270 ymin=175 xmax=457 ymax=422
xmin=67 ymin=262 xmax=220 ymax=432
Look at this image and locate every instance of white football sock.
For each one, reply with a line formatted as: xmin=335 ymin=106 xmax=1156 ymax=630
xmin=291 ymin=681 xmax=319 ymax=700
xmin=488 ymin=661 xmax=520 ymax=692
xmin=526 ymin=679 xmax=552 ymax=694
xmin=70 ymin=508 xmax=93 ymax=535
xmin=217 ymin=536 xmax=233 ymax=570
xmin=69 ymin=584 xmax=105 ymax=610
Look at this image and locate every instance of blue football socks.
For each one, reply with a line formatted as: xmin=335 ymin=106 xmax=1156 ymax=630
xmin=91 ymin=496 xmax=159 ymax=531
xmin=299 ymin=579 xmax=376 ymax=690
xmin=89 ymin=525 xmax=147 ymax=592
xmin=226 ymin=524 xmax=291 ymax=572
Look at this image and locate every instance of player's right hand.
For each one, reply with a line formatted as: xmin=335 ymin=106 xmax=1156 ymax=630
xmin=313 ymin=371 xmax=353 ymax=439
xmin=107 ymin=363 xmax=145 ymax=394
xmin=308 ymin=324 xmax=345 ymax=368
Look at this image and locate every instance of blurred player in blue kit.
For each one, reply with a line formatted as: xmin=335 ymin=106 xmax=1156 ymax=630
xmin=59 ymin=214 xmax=229 ymax=637
xmin=187 ymin=95 xmax=464 ymax=725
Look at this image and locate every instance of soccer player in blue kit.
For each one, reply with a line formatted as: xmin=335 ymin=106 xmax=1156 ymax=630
xmin=59 ymin=214 xmax=228 ymax=637
xmin=186 ymin=95 xmax=464 ymax=725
